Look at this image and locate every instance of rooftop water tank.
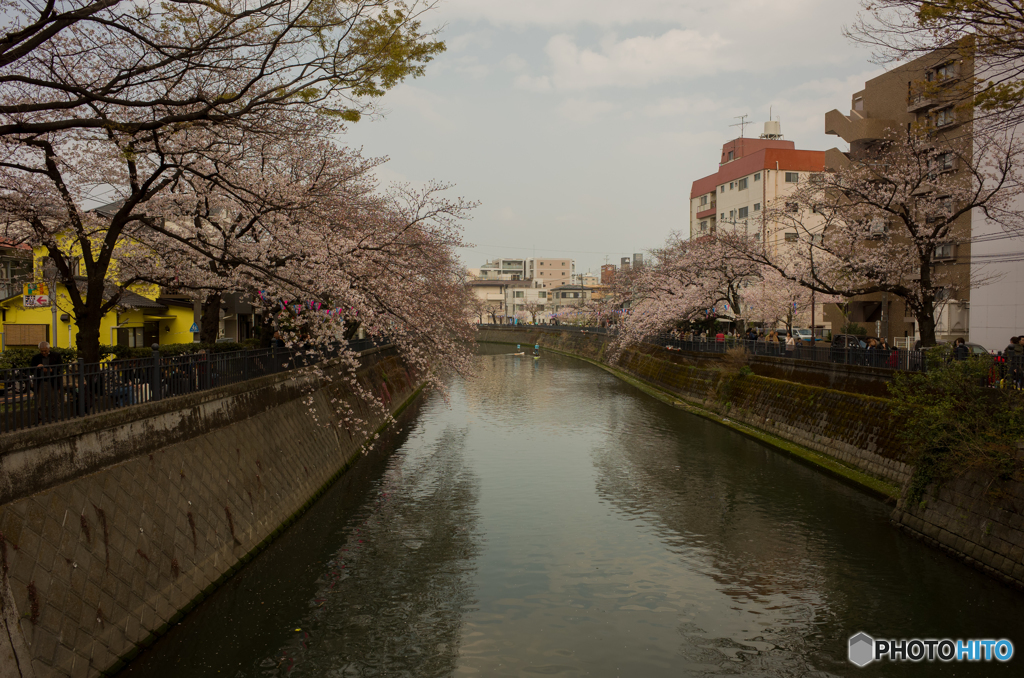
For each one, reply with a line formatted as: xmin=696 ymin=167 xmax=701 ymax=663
xmin=762 ymin=121 xmax=782 ymax=139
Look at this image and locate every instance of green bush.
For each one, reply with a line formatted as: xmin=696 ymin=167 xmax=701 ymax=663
xmin=890 ymin=355 xmax=1024 ymax=502
xmin=840 ymin=322 xmax=867 ymax=336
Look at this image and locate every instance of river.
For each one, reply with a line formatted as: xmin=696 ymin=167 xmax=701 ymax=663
xmin=119 ymin=344 xmax=1023 ymax=677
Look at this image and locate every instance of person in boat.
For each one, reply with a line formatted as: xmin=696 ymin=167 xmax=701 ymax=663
xmin=533 ymin=343 xmax=540 ymax=357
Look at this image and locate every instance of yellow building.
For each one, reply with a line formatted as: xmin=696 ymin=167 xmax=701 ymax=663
xmin=0 ymin=243 xmax=196 ymax=352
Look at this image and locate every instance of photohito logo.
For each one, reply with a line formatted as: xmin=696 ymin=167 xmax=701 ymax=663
xmin=848 ymin=633 xmax=1014 ymax=666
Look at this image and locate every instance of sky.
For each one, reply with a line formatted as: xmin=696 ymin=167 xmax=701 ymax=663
xmin=342 ymin=0 xmax=888 ymax=276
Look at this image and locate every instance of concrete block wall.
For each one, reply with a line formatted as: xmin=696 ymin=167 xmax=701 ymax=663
xmin=893 ymin=469 xmax=1024 ymax=590
xmin=0 ymin=350 xmax=419 ymax=678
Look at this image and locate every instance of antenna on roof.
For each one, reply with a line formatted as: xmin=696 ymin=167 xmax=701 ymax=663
xmin=730 ymin=114 xmax=750 ymax=138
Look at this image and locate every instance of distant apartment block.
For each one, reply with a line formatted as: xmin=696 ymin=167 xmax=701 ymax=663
xmin=526 ymin=258 xmax=575 ymax=289
xmin=600 ymin=264 xmax=616 ymax=285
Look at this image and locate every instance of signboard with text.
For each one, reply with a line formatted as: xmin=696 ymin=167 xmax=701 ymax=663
xmin=23 ymin=282 xmax=50 ymax=307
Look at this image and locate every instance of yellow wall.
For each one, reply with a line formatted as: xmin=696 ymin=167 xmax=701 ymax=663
xmin=1 ymin=245 xmax=197 ymax=352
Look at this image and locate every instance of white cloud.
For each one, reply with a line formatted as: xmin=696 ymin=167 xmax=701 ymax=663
xmin=555 ymin=98 xmax=620 ymax=123
xmin=514 ymin=74 xmax=552 ymax=92
xmin=501 ymin=54 xmax=529 ymax=73
xmin=540 ymin=30 xmax=732 ymax=90
xmin=642 ymin=96 xmax=723 ymax=118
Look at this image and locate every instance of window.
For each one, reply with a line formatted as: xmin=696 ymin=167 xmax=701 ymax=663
xmin=720 ymin=186 xmax=725 ymax=193
xmin=753 ymin=203 xmax=761 ymax=211
xmin=785 ymin=202 xmax=799 ymax=213
xmin=572 ymin=292 xmax=580 ymax=299
xmin=868 ymin=218 xmax=887 ymax=236
xmin=562 ymin=262 xmax=567 ymax=267
xmin=785 ymin=172 xmax=800 ymax=183
xmin=538 ymin=291 xmax=546 ymax=299
xmin=809 ymin=172 xmax=824 ymax=185
xmin=754 ymin=233 xmax=761 ymax=242
xmin=737 ymin=207 xmax=749 ymax=219
xmin=784 ymin=233 xmax=798 ymax=242
xmin=700 ymin=195 xmax=708 ymax=206
xmin=934 ymin=62 xmax=956 ymax=81
xmin=729 ymin=182 xmax=735 ymax=190
xmin=933 ymin=243 xmax=956 ymax=260
xmin=935 ymin=107 xmax=955 ymax=127
xmin=754 ymin=172 xmax=761 ymax=181
xmin=937 ymin=151 xmax=954 ymax=171
xmin=513 ymin=291 xmax=524 ymax=298
xmin=700 ymin=220 xmax=708 ymax=232
xmin=729 ymin=209 xmax=736 ymax=219
xmin=738 ymin=178 xmax=748 ymax=190
xmin=728 ymin=151 xmax=735 ymax=161
xmin=721 ymin=213 xmax=725 ymax=220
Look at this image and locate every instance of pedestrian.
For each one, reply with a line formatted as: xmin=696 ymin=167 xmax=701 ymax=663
xmin=30 ymin=341 xmax=63 ymax=423
xmin=272 ymin=331 xmax=286 ymax=348
xmin=953 ymin=337 xmax=970 ymax=361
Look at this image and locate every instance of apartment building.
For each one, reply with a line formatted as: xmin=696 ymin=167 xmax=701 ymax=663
xmin=822 ymin=46 xmax=996 ymax=345
xmin=689 ymin=125 xmax=825 ymax=252
xmin=505 ymin=286 xmax=550 ymax=320
xmin=600 ymin=264 xmax=616 ymax=285
xmin=525 ymin=258 xmax=574 ymax=289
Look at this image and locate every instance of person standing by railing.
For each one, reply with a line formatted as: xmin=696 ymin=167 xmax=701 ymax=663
xmin=30 ymin=341 xmax=63 ymax=424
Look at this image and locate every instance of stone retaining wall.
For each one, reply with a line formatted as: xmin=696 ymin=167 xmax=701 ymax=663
xmin=892 ymin=466 xmax=1024 ymax=590
xmin=0 ymin=349 xmax=421 ymax=678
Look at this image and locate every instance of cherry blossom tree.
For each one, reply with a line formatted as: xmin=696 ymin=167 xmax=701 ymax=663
xmin=724 ymin=127 xmax=1024 ymax=346
xmin=0 ymin=0 xmax=446 ymax=362
xmin=614 ymin=234 xmax=759 ymax=348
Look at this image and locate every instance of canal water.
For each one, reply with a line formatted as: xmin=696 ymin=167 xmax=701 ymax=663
xmin=120 ymin=345 xmax=1023 ymax=677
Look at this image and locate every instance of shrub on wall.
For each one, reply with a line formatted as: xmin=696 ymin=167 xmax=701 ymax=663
xmin=890 ymin=354 xmax=1024 ymax=501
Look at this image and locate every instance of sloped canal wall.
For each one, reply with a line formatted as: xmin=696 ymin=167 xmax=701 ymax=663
xmin=478 ymin=327 xmax=1024 ymax=592
xmin=0 ymin=348 xmax=421 ymax=678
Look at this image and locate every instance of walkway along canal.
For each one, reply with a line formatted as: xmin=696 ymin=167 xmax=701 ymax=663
xmin=119 ymin=345 xmax=1023 ymax=677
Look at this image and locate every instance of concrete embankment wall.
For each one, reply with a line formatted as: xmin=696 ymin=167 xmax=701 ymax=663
xmin=480 ymin=328 xmax=1024 ymax=591
xmin=0 ymin=349 xmax=420 ymax=678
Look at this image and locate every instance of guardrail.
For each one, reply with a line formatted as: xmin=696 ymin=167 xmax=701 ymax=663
xmin=0 ymin=338 xmax=387 ymax=433
xmin=476 ymin=324 xmax=1024 ymax=384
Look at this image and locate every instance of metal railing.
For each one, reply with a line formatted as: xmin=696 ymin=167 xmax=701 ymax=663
xmin=477 ymin=324 xmax=1024 ymax=381
xmin=1 ymin=338 xmax=387 ymax=433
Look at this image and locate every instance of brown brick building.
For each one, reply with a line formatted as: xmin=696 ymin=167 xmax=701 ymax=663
xmin=822 ymin=46 xmax=974 ymax=346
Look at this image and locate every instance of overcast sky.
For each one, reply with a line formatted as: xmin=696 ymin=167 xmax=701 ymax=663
xmin=343 ymin=0 xmax=886 ymax=276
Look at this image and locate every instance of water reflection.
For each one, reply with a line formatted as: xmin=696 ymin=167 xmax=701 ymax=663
xmin=122 ymin=345 xmax=1022 ymax=678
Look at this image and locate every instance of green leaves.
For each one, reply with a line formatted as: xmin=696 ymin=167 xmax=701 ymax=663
xmin=889 ymin=352 xmax=1024 ymax=497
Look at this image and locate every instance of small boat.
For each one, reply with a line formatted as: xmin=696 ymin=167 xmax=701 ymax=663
xmin=511 ymin=352 xmax=524 ymax=356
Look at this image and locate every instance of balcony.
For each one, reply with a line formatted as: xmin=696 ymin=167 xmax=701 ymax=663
xmin=696 ymin=206 xmax=717 ymax=219
xmin=907 ymin=94 xmax=937 ymax=114
xmin=825 ymin=109 xmax=897 ymax=144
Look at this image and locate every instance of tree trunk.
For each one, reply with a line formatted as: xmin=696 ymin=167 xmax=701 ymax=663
xmin=199 ymin=292 xmax=222 ymax=344
xmin=74 ymin=312 xmax=102 ymax=363
xmin=257 ymin=310 xmax=275 ymax=348
xmin=916 ymin=308 xmax=938 ymax=347
xmin=73 ymin=275 xmax=109 ymax=363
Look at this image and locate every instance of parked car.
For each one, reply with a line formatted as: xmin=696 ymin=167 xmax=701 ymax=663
xmin=792 ymin=328 xmax=822 ymax=343
xmin=830 ymin=334 xmax=867 ymax=350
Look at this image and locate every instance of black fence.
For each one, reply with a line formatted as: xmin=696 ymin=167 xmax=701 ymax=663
xmin=476 ymin=324 xmax=1024 ymax=384
xmin=1 ymin=338 xmax=387 ymax=433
